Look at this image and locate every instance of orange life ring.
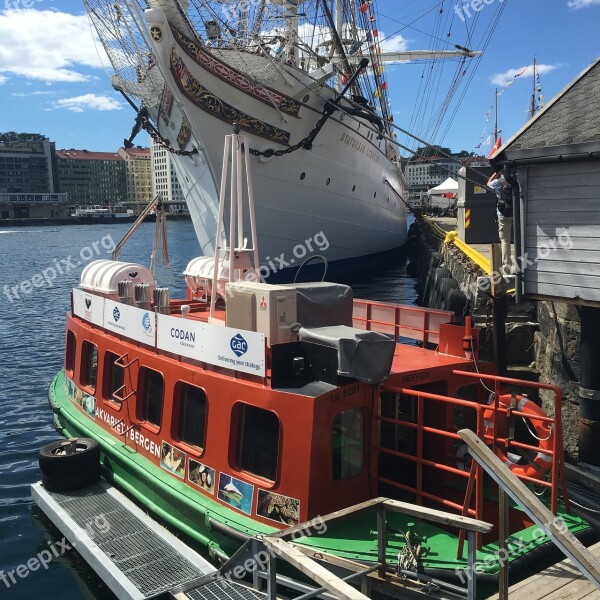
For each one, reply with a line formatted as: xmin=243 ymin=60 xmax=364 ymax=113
xmin=483 ymin=394 xmax=554 ymax=480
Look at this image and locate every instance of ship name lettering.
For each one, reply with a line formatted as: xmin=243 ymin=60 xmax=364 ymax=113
xmin=401 ymin=371 xmax=430 ymax=384
xmin=340 ymin=133 xmax=380 ymax=164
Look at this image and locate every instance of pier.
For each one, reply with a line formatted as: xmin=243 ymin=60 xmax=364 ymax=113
xmin=489 ymin=542 xmax=600 ymax=600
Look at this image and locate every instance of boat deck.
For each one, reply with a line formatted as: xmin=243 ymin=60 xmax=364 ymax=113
xmin=487 ymin=534 xmax=600 ymax=599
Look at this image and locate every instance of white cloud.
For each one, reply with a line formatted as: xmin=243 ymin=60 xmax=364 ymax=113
xmin=568 ymin=0 xmax=600 ymax=8
xmin=0 ymin=8 xmax=108 ymax=83
xmin=491 ymin=64 xmax=559 ymax=86
xmin=0 ymin=74 xmax=7 ymax=85
xmin=54 ymin=94 xmax=123 ymax=112
xmin=381 ymin=34 xmax=409 ymax=54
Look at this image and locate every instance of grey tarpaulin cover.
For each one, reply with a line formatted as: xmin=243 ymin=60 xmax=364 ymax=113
xmin=283 ymin=282 xmax=353 ymax=328
xmin=299 ymin=325 xmax=396 ymax=384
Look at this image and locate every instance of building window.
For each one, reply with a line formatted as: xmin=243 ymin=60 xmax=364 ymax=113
xmin=65 ymin=330 xmax=76 ymax=375
xmin=104 ymin=352 xmax=124 ymax=401
xmin=81 ymin=341 xmax=98 ymax=391
xmin=175 ymin=383 xmax=207 ymax=449
xmin=236 ymin=404 xmax=280 ymax=481
xmin=333 ymin=409 xmax=364 ymax=480
xmin=139 ymin=368 xmax=164 ymax=427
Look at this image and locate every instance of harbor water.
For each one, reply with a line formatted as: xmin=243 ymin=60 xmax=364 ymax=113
xmin=0 ymin=219 xmax=417 ymax=599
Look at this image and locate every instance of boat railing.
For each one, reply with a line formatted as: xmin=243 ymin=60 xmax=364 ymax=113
xmin=352 ymin=299 xmax=454 ymax=345
xmin=378 ymin=373 xmax=567 ymax=551
xmin=215 ymin=497 xmax=492 ymax=600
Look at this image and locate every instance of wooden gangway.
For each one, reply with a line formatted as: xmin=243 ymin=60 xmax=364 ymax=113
xmin=489 ymin=541 xmax=600 ymax=600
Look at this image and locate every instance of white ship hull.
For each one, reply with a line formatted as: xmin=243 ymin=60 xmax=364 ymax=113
xmin=143 ymin=7 xmax=407 ymax=270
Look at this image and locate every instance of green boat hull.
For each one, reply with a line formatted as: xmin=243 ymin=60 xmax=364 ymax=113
xmin=48 ymin=370 xmax=592 ymax=580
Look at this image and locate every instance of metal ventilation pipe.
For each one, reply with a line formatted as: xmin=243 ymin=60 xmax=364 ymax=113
xmin=118 ymin=280 xmax=135 ymax=306
xmin=154 ymin=288 xmax=170 ymax=315
xmin=134 ymin=283 xmax=152 ymax=311
xmin=579 ymin=306 xmax=600 ymax=466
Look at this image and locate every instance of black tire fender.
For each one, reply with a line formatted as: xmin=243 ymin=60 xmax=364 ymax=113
xmin=41 ymin=467 xmax=101 ymax=493
xmin=39 ymin=438 xmax=100 ymax=478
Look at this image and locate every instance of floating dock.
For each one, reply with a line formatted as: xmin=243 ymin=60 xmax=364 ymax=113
xmin=489 ymin=542 xmax=600 ymax=600
xmin=31 ymin=480 xmax=266 ymax=600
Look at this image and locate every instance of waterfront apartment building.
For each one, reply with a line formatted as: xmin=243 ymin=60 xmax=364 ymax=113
xmin=0 ymin=136 xmax=68 ymax=220
xmin=0 ymin=138 xmax=59 ymax=194
xmin=403 ymin=156 xmax=463 ymax=194
xmin=118 ymin=146 xmax=153 ymax=204
xmin=56 ymin=149 xmax=127 ymax=206
xmin=151 ymin=141 xmax=187 ymax=213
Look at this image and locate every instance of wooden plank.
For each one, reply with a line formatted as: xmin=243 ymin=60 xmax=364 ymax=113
xmin=262 ymin=538 xmax=370 ymax=600
xmin=272 ymin=498 xmax=385 ymax=541
xmin=525 ymin=271 xmax=600 ymax=290
xmin=528 ymin=163 xmax=600 ymax=178
xmin=526 ymin=226 xmax=600 ymax=243
xmin=526 ymin=262 xmax=600 ymax=276
xmin=524 ymin=249 xmax=600 ymax=264
xmin=528 ymin=190 xmax=600 ymax=203
xmin=526 ymin=212 xmax=600 ymax=226
xmin=527 ymin=236 xmax=600 ymax=252
xmin=383 ymin=499 xmax=492 ymax=534
xmin=524 ymin=283 xmax=600 ymax=303
xmin=458 ymin=429 xmax=600 ymax=591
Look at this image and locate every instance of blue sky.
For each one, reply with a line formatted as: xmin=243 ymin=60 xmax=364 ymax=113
xmin=0 ymin=0 xmax=598 ymax=155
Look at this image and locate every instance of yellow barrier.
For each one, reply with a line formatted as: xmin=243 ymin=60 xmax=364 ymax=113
xmin=444 ymin=231 xmax=491 ymax=275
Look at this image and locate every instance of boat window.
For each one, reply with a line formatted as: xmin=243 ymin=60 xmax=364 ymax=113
xmin=81 ymin=341 xmax=98 ymax=391
xmin=333 ymin=409 xmax=364 ymax=480
xmin=65 ymin=330 xmax=76 ymax=374
xmin=104 ymin=352 xmax=124 ymax=401
xmin=237 ymin=405 xmax=280 ymax=481
xmin=176 ymin=383 xmax=207 ymax=449
xmin=139 ymin=368 xmax=163 ymax=427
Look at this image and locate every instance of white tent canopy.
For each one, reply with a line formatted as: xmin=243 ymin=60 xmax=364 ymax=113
xmin=428 ymin=177 xmax=459 ymax=196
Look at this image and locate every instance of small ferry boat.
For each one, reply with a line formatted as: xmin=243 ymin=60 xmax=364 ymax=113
xmin=45 ymin=132 xmax=590 ymax=588
xmin=71 ymin=205 xmax=135 ymax=222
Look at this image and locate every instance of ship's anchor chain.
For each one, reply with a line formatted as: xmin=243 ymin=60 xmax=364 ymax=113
xmin=248 ymin=102 xmax=337 ymax=158
xmin=124 ymin=106 xmax=198 ymax=157
xmin=248 ymin=57 xmax=371 ymax=159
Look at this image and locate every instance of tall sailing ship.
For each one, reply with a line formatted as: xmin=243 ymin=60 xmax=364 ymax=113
xmin=84 ymin=0 xmax=475 ymax=270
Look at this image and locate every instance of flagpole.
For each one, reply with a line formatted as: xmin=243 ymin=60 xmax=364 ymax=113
xmin=494 ymin=88 xmax=499 ymax=144
xmin=530 ymin=56 xmax=537 ymax=120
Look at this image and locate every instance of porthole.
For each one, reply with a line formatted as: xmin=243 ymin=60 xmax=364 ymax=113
xmin=352 ymin=185 xmax=356 ymax=192
xmin=374 ymin=192 xmax=377 ymax=199
xmin=303 ymin=94 xmax=310 ymax=103
xmin=326 ymin=178 xmax=331 ymax=186
xmin=300 ymin=172 xmax=306 ymax=180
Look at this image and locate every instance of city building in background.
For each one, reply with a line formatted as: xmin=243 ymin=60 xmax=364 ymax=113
xmin=56 ymin=149 xmax=127 ymax=207
xmin=151 ymin=141 xmax=187 ymax=214
xmin=0 ymin=134 xmax=67 ymax=220
xmin=118 ymin=146 xmax=153 ymax=204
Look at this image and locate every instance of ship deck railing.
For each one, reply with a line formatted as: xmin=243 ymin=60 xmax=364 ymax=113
xmin=213 ymin=496 xmax=492 ymax=600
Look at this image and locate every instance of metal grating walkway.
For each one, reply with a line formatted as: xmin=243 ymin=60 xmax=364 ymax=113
xmin=32 ymin=480 xmax=215 ymax=599
xmin=184 ymin=578 xmax=267 ymax=600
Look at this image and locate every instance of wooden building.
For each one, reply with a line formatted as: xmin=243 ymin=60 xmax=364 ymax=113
xmin=493 ymin=56 xmax=600 ymax=304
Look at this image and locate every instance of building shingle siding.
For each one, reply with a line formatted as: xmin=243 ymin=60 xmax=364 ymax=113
xmin=510 ymin=60 xmax=600 ymax=150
